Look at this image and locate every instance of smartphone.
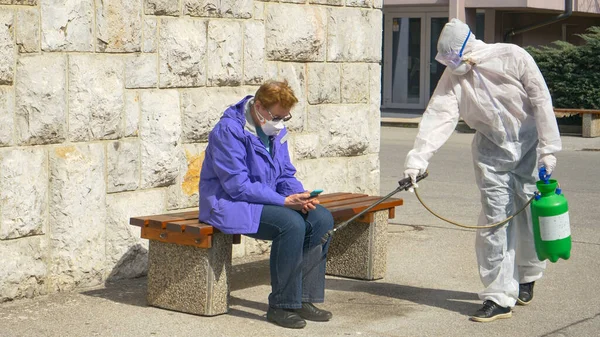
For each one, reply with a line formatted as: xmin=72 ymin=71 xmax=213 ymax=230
xmin=309 ymin=189 xmax=323 ymax=198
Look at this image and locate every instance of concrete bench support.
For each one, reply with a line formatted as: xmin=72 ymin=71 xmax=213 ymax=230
xmin=583 ymin=113 xmax=600 ymax=138
xmin=326 ymin=210 xmax=389 ymax=280
xmin=147 ymin=232 xmax=232 ymax=316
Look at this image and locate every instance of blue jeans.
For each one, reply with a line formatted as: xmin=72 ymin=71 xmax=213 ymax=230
xmin=247 ymin=204 xmax=334 ymax=309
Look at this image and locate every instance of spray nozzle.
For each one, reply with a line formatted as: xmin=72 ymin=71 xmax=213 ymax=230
xmin=539 ymin=167 xmax=551 ymax=184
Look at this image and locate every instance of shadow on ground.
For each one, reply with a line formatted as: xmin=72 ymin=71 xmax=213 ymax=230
xmin=82 ymin=255 xmax=478 ymax=318
xmin=325 ymin=278 xmax=479 ymax=316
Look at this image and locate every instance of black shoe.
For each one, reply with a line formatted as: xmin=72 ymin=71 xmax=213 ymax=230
xmin=267 ymin=307 xmax=306 ymax=329
xmin=294 ymin=302 xmax=333 ymax=322
xmin=517 ymin=281 xmax=535 ymax=305
xmin=470 ymin=300 xmax=512 ymax=322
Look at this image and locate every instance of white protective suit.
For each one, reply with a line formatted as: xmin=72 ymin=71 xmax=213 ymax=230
xmin=404 ymin=19 xmax=562 ymax=308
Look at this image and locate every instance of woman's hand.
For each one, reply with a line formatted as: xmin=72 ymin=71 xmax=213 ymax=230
xmin=284 ymin=192 xmax=320 ymax=214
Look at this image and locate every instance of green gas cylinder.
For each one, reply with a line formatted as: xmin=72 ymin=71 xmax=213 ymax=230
xmin=530 ymin=176 xmax=571 ymax=263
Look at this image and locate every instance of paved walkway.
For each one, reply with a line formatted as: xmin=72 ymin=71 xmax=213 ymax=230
xmin=1 ymin=127 xmax=599 ymax=337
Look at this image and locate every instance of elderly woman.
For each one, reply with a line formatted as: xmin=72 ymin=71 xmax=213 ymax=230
xmin=199 ymin=80 xmax=334 ymax=329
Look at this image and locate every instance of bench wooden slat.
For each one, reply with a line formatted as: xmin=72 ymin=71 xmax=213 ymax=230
xmin=326 ymin=197 xmax=403 ymax=220
xmin=319 ymin=193 xmax=368 ymax=205
xmin=131 ymin=193 xmax=404 ymax=246
xmin=130 ymin=211 xmax=198 ymax=227
xmin=141 ymin=227 xmax=212 ymax=249
xmin=318 ymin=193 xmax=368 ymax=203
xmin=146 ymin=212 xmax=199 ymax=229
xmin=165 ymin=219 xmax=215 ymax=236
xmin=554 ymin=108 xmax=600 ymax=115
xmin=322 ymin=195 xmax=383 ymax=210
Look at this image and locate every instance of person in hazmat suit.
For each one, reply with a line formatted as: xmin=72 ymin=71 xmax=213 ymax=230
xmin=402 ymin=18 xmax=562 ymax=322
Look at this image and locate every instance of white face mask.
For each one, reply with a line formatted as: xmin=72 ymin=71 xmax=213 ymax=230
xmin=262 ymin=119 xmax=284 ymax=136
xmin=254 ymin=103 xmax=285 ymax=136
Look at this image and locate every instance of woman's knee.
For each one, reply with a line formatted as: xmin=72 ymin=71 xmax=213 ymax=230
xmin=312 ymin=205 xmax=334 ymax=230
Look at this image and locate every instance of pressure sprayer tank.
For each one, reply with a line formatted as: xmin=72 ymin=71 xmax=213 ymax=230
xmin=530 ymin=169 xmax=571 ymax=262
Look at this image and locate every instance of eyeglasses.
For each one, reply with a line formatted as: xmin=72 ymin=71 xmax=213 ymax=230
xmin=265 ymin=107 xmax=292 ymax=122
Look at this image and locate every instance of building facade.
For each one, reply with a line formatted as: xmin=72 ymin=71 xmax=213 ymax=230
xmin=382 ymin=0 xmax=600 ymax=112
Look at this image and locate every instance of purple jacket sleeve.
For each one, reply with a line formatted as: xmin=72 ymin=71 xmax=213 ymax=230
xmin=209 ymin=124 xmax=286 ymax=206
xmin=275 ymin=140 xmax=304 ymax=196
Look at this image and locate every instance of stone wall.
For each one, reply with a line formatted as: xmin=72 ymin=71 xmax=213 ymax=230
xmin=0 ymin=0 xmax=382 ymax=302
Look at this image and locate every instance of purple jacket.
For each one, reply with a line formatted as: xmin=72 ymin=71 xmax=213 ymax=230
xmin=199 ymin=95 xmax=305 ymax=234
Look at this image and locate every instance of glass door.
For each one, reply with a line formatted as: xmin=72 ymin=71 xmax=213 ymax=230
xmin=383 ymin=14 xmax=425 ymax=109
xmin=427 ymin=15 xmax=449 ymax=99
xmin=382 ymin=12 xmax=448 ymax=111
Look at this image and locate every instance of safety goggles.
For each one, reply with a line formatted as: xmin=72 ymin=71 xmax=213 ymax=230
xmin=265 ymin=108 xmax=292 ymax=122
xmin=435 ymin=30 xmax=471 ymax=68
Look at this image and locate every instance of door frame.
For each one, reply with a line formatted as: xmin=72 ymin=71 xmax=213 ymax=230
xmin=382 ymin=8 xmax=448 ymax=110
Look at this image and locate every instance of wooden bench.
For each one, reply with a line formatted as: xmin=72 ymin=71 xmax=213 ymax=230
xmin=130 ymin=192 xmax=403 ymax=316
xmin=554 ymin=108 xmax=600 ymax=138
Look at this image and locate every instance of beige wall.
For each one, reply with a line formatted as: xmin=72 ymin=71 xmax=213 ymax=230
xmin=496 ymin=12 xmax=600 ymax=45
xmin=384 ymin=0 xmax=600 ymax=15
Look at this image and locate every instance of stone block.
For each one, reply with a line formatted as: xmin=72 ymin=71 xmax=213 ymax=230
xmin=183 ymin=0 xmax=252 ymax=18
xmin=107 ymin=140 xmax=140 ymax=193
xmin=41 ymin=0 xmax=93 ymax=51
xmin=278 ymin=63 xmax=306 ymax=132
xmin=346 ymin=0 xmax=372 ymax=7
xmin=139 ymin=90 xmax=183 ymax=188
xmin=294 ymin=133 xmax=320 ymax=160
xmin=243 ymin=20 xmax=265 ymax=85
xmin=167 ymin=143 xmax=206 ymax=210
xmin=341 ymin=63 xmax=369 ymax=103
xmin=309 ymin=0 xmax=343 ymax=5
xmin=326 ymin=210 xmax=388 ymax=280
xmin=582 ymin=113 xmax=600 ymax=138
xmin=125 ymin=53 xmax=158 ymax=89
xmin=265 ymin=4 xmax=326 ymax=61
xmin=16 ymin=8 xmax=39 ymax=53
xmin=69 ymin=55 xmax=124 ymax=142
xmin=15 ymin=54 xmax=66 ymax=145
xmin=0 ymin=9 xmax=14 ymax=85
xmin=369 ymin=63 xmax=381 ymax=106
xmin=143 ymin=17 xmax=157 ymax=53
xmin=307 ymin=63 xmax=341 ymax=104
xmin=232 ymin=236 xmax=244 ymax=258
xmin=253 ymin=1 xmax=264 ymax=21
xmin=307 ymin=105 xmax=370 ymax=157
xmin=147 ymin=233 xmax=232 ymax=316
xmin=294 ymin=157 xmax=350 ymax=193
xmin=96 ymin=0 xmax=142 ymax=52
xmin=159 ymin=18 xmax=207 ymax=88
xmin=124 ymin=91 xmax=140 ymax=137
xmin=327 ymin=7 xmax=382 ymax=62
xmin=367 ymin=104 xmax=381 ymax=154
xmin=0 ymin=236 xmax=47 ymax=302
xmin=207 ymin=20 xmax=242 ymax=86
xmin=0 ymin=148 xmax=48 ymax=239
xmin=48 ymin=144 xmax=106 ymax=291
xmin=0 ymin=86 xmax=13 ymax=146
xmin=144 ymin=0 xmax=179 ymax=16
xmin=347 ymin=153 xmax=380 ymax=195
xmin=181 ymin=86 xmax=248 ymax=142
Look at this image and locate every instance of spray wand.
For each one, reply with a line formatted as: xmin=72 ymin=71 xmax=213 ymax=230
xmin=320 ymin=171 xmax=429 ymax=244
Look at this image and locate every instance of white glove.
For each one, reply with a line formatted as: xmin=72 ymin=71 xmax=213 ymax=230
xmin=538 ymin=153 xmax=557 ymax=175
xmin=403 ymin=168 xmax=421 ymax=192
